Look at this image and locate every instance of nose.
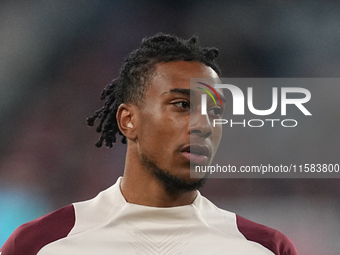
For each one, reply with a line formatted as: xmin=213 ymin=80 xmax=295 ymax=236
xmin=190 ymin=112 xmax=213 ymax=138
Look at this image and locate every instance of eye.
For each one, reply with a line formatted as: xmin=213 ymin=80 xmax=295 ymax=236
xmin=208 ymin=106 xmax=223 ymax=117
xmin=173 ymin=101 xmax=191 ymax=110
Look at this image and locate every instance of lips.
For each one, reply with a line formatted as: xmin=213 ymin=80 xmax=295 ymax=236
xmin=181 ymin=145 xmax=211 ymax=165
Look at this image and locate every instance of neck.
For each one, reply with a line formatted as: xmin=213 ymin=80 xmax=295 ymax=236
xmin=120 ymin=146 xmax=198 ymax=207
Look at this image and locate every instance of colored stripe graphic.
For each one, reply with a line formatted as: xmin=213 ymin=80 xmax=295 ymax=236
xmin=196 ymin=82 xmax=223 ymax=106
xmin=197 ymin=87 xmax=217 ymax=106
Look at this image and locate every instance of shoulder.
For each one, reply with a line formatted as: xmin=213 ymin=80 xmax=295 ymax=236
xmin=236 ymin=215 xmax=298 ymax=255
xmin=0 ymin=205 xmax=75 ymax=255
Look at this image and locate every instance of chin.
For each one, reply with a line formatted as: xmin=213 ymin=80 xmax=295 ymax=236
xmin=153 ymin=168 xmax=207 ymax=193
xmin=141 ymin=153 xmax=207 ymax=193
xmin=189 ymin=164 xmax=208 ymax=180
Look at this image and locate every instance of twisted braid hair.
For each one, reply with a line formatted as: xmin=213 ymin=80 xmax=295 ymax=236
xmin=86 ymin=33 xmax=221 ymax=148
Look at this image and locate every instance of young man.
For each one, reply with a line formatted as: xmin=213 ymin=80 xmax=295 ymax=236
xmin=1 ymin=34 xmax=297 ymax=255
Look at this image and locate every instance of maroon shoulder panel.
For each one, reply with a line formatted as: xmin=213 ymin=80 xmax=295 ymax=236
xmin=236 ymin=215 xmax=298 ymax=255
xmin=1 ymin=204 xmax=75 ymax=255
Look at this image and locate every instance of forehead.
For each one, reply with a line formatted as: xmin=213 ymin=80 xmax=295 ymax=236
xmin=146 ymin=61 xmax=221 ymax=94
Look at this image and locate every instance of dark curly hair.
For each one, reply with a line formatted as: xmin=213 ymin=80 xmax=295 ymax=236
xmin=86 ymin=33 xmax=221 ymax=148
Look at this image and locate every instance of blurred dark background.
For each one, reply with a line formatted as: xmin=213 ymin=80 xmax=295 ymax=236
xmin=0 ymin=1 xmax=339 ymax=254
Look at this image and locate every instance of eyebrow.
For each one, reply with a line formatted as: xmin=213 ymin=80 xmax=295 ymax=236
xmin=162 ymin=88 xmax=226 ymax=104
xmin=162 ymin=88 xmax=192 ymax=96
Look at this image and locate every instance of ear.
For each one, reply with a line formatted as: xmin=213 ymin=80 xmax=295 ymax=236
xmin=116 ymin=103 xmax=138 ymax=141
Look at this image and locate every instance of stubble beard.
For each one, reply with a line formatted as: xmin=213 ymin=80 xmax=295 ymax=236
xmin=140 ymin=153 xmax=207 ymax=194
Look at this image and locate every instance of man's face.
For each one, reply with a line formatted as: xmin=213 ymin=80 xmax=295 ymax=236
xmin=135 ymin=61 xmax=225 ymax=191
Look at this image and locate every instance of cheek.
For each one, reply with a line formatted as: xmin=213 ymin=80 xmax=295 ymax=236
xmin=212 ymin=126 xmax=223 ymax=149
xmin=138 ymin=114 xmax=170 ymax=147
xmin=138 ymin=115 xmax=186 ymax=156
xmin=141 ymin=110 xmax=185 ymax=133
